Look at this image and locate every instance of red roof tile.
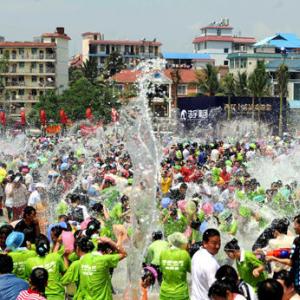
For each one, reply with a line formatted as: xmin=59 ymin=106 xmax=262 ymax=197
xmin=82 ymin=32 xmax=102 ymax=37
xmin=233 ymin=37 xmax=256 ymax=44
xmin=42 ymin=33 xmax=71 ymax=40
xmin=89 ymin=40 xmax=162 ymax=47
xmin=70 ymin=54 xmax=83 ymax=68
xmin=113 ymin=69 xmax=198 ymax=84
xmin=193 ymin=35 xmax=255 ymax=44
xmin=0 ymin=42 xmax=56 ymax=48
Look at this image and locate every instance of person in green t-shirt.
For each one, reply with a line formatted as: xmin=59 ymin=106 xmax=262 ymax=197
xmin=159 ymin=232 xmax=191 ymax=300
xmin=224 ymin=238 xmax=267 ymax=289
xmin=62 ymin=236 xmax=95 ymax=300
xmin=77 ymin=235 xmax=127 ymax=300
xmin=145 ymin=230 xmax=169 ymax=284
xmin=25 ymin=234 xmax=69 ymax=300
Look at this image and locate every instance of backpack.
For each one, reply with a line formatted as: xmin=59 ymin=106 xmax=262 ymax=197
xmin=238 ymin=280 xmax=251 ymax=300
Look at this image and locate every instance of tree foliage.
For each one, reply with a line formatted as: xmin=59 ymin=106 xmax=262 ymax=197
xmin=276 ymin=64 xmax=289 ymax=98
xmin=221 ymin=73 xmax=235 ymax=96
xmin=197 ymin=64 xmax=220 ymax=96
xmin=248 ymin=61 xmax=271 ymax=98
xmin=235 ymin=71 xmax=248 ymax=97
xmin=82 ymin=56 xmax=98 ymax=84
xmin=102 ymin=52 xmax=125 ymax=78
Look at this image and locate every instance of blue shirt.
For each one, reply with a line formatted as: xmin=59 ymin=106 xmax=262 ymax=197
xmin=0 ymin=273 xmax=29 ymax=300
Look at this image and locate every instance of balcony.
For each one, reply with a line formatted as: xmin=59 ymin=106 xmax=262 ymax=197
xmin=5 ymin=81 xmax=55 ymax=89
xmin=6 ymin=95 xmax=38 ymax=103
xmin=1 ymin=67 xmax=55 ymax=75
xmin=9 ymin=54 xmax=56 ymax=61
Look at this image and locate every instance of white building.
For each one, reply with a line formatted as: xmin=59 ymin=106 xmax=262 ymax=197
xmin=193 ymin=19 xmax=256 ymax=67
xmin=0 ymin=27 xmax=70 ymax=116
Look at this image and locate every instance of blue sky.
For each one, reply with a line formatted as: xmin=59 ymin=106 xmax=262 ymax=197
xmin=0 ymin=0 xmax=298 ymax=56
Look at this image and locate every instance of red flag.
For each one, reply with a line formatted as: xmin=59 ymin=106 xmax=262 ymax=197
xmin=40 ymin=110 xmax=46 ymax=126
xmin=59 ymin=109 xmax=68 ymax=124
xmin=20 ymin=111 xmax=26 ymax=126
xmin=0 ymin=111 xmax=5 ymax=126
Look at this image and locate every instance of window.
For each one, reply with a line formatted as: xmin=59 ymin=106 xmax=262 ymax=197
xmin=100 ymin=45 xmax=106 ymax=52
xmin=19 ymin=62 xmax=25 ymax=68
xmin=204 ymin=42 xmax=207 ymax=50
xmin=294 ymin=83 xmax=300 ymax=100
xmin=51 ymin=38 xmax=55 ymax=43
xmin=115 ymin=84 xmax=124 ymax=93
xmin=18 ymin=48 xmax=24 ymax=55
xmin=177 ymin=84 xmax=187 ymax=96
xmin=19 ymin=89 xmax=24 ymax=96
xmin=125 ymin=45 xmax=130 ymax=53
xmin=224 ymin=60 xmax=229 ymax=66
xmin=31 ymin=48 xmax=37 ymax=55
xmin=31 ymin=62 xmax=37 ymax=69
xmin=116 ymin=45 xmax=121 ymax=53
xmin=100 ymin=57 xmax=105 ymax=64
xmin=217 ymin=29 xmax=221 ymax=36
xmin=224 ymin=48 xmax=229 ymax=53
xmin=230 ymin=59 xmax=234 ymax=69
xmin=32 ymin=76 xmax=37 ymax=82
xmin=140 ymin=46 xmax=145 ymax=53
xmin=149 ymin=46 xmax=153 ymax=53
xmin=39 ymin=64 xmax=44 ymax=73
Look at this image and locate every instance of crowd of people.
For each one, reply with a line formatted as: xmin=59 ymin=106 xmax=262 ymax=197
xmin=0 ymin=132 xmax=299 ymax=299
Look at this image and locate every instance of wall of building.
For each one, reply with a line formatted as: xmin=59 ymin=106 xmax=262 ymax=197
xmin=54 ymin=38 xmax=69 ymax=93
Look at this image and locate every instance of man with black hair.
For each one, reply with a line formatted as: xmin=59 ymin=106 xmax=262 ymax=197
xmin=191 ymin=228 xmax=221 ymax=300
xmin=0 ymin=254 xmax=29 ymax=299
xmin=15 ymin=206 xmax=40 ymax=247
xmin=145 ymin=230 xmax=168 ymax=285
xmin=274 ymin=269 xmax=300 ymax=300
xmin=67 ymin=194 xmax=89 ymax=223
xmin=168 ymin=182 xmax=188 ymax=202
xmin=257 ymin=279 xmax=283 ymax=300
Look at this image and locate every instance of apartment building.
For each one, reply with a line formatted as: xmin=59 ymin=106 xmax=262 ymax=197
xmin=0 ymin=27 xmax=70 ymax=116
xmin=82 ymin=32 xmax=162 ymax=69
xmin=193 ymin=19 xmax=256 ymax=66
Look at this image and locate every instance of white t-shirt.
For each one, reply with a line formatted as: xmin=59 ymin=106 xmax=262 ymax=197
xmin=210 ymin=149 xmax=219 ymax=162
xmin=183 ymin=149 xmax=190 ymax=161
xmin=191 ymin=247 xmax=220 ymax=300
xmin=28 ymin=190 xmax=41 ymax=207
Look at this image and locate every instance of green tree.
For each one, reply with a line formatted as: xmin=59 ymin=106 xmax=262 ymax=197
xmin=221 ymin=73 xmax=235 ymax=120
xmin=82 ymin=57 xmax=98 ymax=84
xmin=197 ymin=64 xmax=220 ymax=96
xmin=248 ymin=61 xmax=271 ymax=122
xmin=0 ymin=51 xmax=9 ymax=111
xmin=102 ymin=52 xmax=125 ymax=78
xmin=69 ymin=67 xmax=84 ymax=86
xmin=276 ymin=64 xmax=289 ymax=136
xmin=235 ymin=71 xmax=248 ymax=97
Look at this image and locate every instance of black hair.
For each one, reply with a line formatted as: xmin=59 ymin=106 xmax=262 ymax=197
xmin=30 ymin=267 xmax=48 ymax=295
xmin=91 ymin=202 xmax=104 ymax=213
xmin=51 ymin=226 xmax=64 ymax=239
xmin=0 ymin=224 xmax=13 ymax=237
xmin=85 ymin=219 xmax=101 ymax=238
xmin=215 ymin=265 xmax=239 ymax=283
xmin=35 ymin=234 xmax=50 ymax=257
xmin=294 ymin=215 xmax=300 ymax=225
xmin=202 ymin=228 xmax=220 ymax=243
xmin=23 ymin=206 xmax=36 ymax=218
xmin=0 ymin=254 xmax=13 ymax=274
xmin=224 ymin=238 xmax=240 ymax=252
xmin=75 ymin=236 xmax=94 ymax=253
xmin=141 ymin=267 xmax=156 ymax=286
xmin=273 ymin=270 xmax=293 ymax=288
xmin=152 ymin=231 xmax=163 ymax=241
xmin=70 ymin=194 xmax=80 ymax=203
xmin=98 ymin=242 xmax=114 ymax=254
xmin=208 ymin=279 xmax=238 ymax=298
xmin=273 ymin=219 xmax=290 ymax=234
xmin=180 ymin=183 xmax=188 ymax=190
xmin=257 ymin=279 xmax=284 ymax=300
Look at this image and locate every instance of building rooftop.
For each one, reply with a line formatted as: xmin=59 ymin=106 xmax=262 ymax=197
xmin=163 ymin=52 xmax=212 ymax=60
xmin=254 ymin=33 xmax=300 ymax=49
xmin=0 ymin=42 xmax=56 ymax=48
xmin=89 ymin=39 xmax=162 ymax=46
xmin=82 ymin=32 xmax=102 ymax=37
xmin=113 ymin=68 xmax=198 ymax=84
xmin=228 ymin=52 xmax=300 ymax=59
xmin=193 ymin=36 xmax=256 ymax=44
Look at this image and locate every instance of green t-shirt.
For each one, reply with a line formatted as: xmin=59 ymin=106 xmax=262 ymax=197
xmin=145 ymin=240 xmax=169 ymax=266
xmin=236 ymin=250 xmax=267 ymax=288
xmin=162 ymin=210 xmax=187 ymax=238
xmin=25 ymin=253 xmax=66 ymax=300
xmin=9 ymin=249 xmax=37 ymax=279
xmin=159 ymin=248 xmax=191 ymax=300
xmin=78 ymin=252 xmax=120 ymax=300
xmin=62 ymin=259 xmax=81 ymax=300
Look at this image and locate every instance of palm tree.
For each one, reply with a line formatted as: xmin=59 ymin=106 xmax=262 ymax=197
xmin=197 ymin=64 xmax=220 ymax=96
xmin=82 ymin=57 xmax=98 ymax=84
xmin=170 ymin=68 xmax=181 ymax=109
xmin=221 ymin=73 xmax=235 ymax=120
xmin=235 ymin=71 xmax=248 ymax=96
xmin=276 ymin=64 xmax=289 ymax=136
xmin=248 ymin=61 xmax=271 ymax=123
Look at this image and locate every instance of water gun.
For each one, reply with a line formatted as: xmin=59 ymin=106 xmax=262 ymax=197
xmin=266 ymin=248 xmax=291 ymax=258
